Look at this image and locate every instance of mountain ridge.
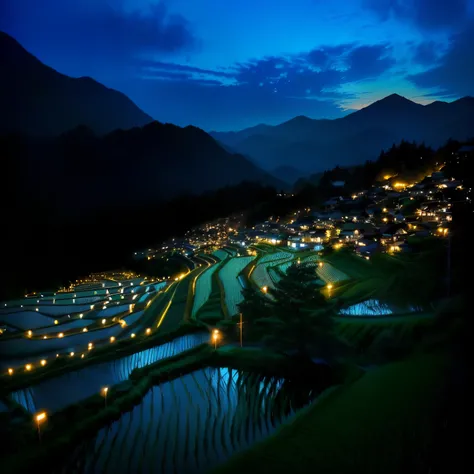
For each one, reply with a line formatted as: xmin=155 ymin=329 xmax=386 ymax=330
xmin=0 ymin=31 xmax=154 ymax=136
xmin=210 ymin=93 xmax=474 ymax=172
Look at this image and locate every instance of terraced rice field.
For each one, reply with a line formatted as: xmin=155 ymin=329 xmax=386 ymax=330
xmin=251 ymin=252 xmax=294 ymax=290
xmin=212 ymin=250 xmax=229 ymax=261
xmin=316 ymin=262 xmax=349 ymax=283
xmin=219 ymin=256 xmax=256 ymax=317
xmin=58 ymin=367 xmax=323 ymax=474
xmin=10 ymin=333 xmax=209 ymax=414
xmin=192 ymin=265 xmax=219 ymax=318
xmin=0 ymin=278 xmax=163 ymax=369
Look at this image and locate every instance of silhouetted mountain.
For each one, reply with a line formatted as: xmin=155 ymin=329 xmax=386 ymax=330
xmin=3 ymin=121 xmax=284 ymax=219
xmin=210 ymin=94 xmax=474 ymax=173
xmin=0 ymin=31 xmax=153 ymax=136
xmin=271 ymin=165 xmax=305 ymax=185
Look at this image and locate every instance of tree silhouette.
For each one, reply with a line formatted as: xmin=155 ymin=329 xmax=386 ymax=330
xmin=241 ymin=262 xmax=337 ymax=362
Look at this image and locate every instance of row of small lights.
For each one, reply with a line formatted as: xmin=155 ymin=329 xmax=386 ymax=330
xmin=7 ymin=327 xmax=154 ymax=376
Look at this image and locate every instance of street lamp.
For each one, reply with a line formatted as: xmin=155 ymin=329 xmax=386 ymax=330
xmin=35 ymin=411 xmax=47 ymax=441
xmin=262 ymin=286 xmax=268 ymax=294
xmin=212 ymin=329 xmax=220 ymax=350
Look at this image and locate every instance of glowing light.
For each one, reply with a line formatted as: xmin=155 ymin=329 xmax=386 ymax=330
xmin=83 ymin=327 xmax=88 ymax=332
xmin=262 ymin=286 xmax=268 ymax=293
xmin=25 ymin=364 xmax=32 ymax=371
xmin=393 ymin=182 xmax=406 ymax=188
xmin=43 ymin=335 xmax=48 ymax=339
xmin=131 ymin=333 xmax=136 ymax=338
xmin=35 ymin=412 xmax=47 ymax=423
xmin=54 ymin=320 xmax=58 ymax=325
xmin=58 ymin=332 xmax=64 ymax=338
xmin=327 ymin=284 xmax=333 ymax=290
xmin=8 ymin=368 xmax=13 ymax=375
xmin=40 ymin=359 xmax=46 ymax=366
xmin=110 ymin=336 xmax=115 ymax=343
xmin=102 ymin=319 xmax=106 ymax=325
xmin=27 ymin=330 xmax=32 ymax=337
xmin=70 ymin=352 xmax=74 ymax=357
xmin=146 ymin=328 xmax=151 ymax=335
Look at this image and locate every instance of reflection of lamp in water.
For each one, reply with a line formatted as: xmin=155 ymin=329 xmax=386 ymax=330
xmin=212 ymin=329 xmax=220 ymax=350
xmin=102 ymin=387 xmax=109 ymax=407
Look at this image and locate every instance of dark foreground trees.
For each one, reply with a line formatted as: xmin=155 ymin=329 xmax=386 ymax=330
xmin=239 ymin=262 xmax=338 ymax=362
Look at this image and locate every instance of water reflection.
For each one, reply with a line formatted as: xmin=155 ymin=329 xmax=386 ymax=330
xmin=58 ymin=367 xmax=328 ymax=474
xmin=11 ymin=333 xmax=208 ymax=414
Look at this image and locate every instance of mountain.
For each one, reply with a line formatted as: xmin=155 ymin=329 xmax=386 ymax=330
xmin=0 ymin=31 xmax=153 ymax=136
xmin=3 ymin=121 xmax=284 ymax=217
xmin=210 ymin=93 xmax=474 ymax=173
xmin=270 ymin=165 xmax=306 ymax=185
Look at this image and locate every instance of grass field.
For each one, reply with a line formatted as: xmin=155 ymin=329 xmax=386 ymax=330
xmin=212 ymin=351 xmax=449 ymax=474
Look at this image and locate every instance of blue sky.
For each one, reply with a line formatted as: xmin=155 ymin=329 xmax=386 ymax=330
xmin=1 ymin=0 xmax=473 ymax=130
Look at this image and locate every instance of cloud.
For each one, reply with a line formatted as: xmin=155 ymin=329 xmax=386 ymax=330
xmin=139 ymin=43 xmax=395 ymax=100
xmin=0 ymin=0 xmax=195 ymax=77
xmin=344 ymin=44 xmax=395 ymax=81
xmin=364 ymin=0 xmax=471 ymax=30
xmin=411 ymin=41 xmax=440 ymax=66
xmin=407 ymin=22 xmax=474 ymax=97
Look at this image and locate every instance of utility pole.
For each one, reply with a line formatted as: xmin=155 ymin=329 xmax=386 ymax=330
xmin=239 ymin=313 xmax=243 ymax=347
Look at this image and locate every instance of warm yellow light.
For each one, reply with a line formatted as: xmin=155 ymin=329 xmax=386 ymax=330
xmin=383 ymin=217 xmax=388 ymax=222
xmin=54 ymin=320 xmax=59 ymax=325
xmin=262 ymin=286 xmax=268 ymax=293
xmin=88 ymin=342 xmax=93 ymax=350
xmin=110 ymin=336 xmax=115 ymax=343
xmin=70 ymin=352 xmax=74 ymax=357
xmin=102 ymin=387 xmax=108 ymax=395
xmin=146 ymin=328 xmax=151 ymax=335
xmin=394 ymin=182 xmax=406 ymax=188
xmin=79 ymin=314 xmax=83 ymax=319
xmin=40 ymin=359 xmax=46 ymax=367
xmin=81 ymin=354 xmax=85 ymax=359
xmin=319 ymin=261 xmax=323 ymax=267
xmin=383 ymin=208 xmax=387 ymax=213
xmin=8 ymin=368 xmax=13 ymax=375
xmin=102 ymin=319 xmax=106 ymax=324
xmin=327 ymin=284 xmax=333 ymax=290
xmin=35 ymin=412 xmax=47 ymax=423
xmin=131 ymin=333 xmax=136 ymax=338
xmin=383 ymin=175 xmax=391 ymax=180
xmin=25 ymin=364 xmax=32 ymax=371
xmin=27 ymin=330 xmax=32 ymax=337
xmin=437 ymin=227 xmax=443 ymax=233
xmin=83 ymin=327 xmax=88 ymax=332
xmin=58 ymin=332 xmax=64 ymax=338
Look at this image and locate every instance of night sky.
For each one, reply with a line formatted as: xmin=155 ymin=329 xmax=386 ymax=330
xmin=1 ymin=0 xmax=473 ymax=131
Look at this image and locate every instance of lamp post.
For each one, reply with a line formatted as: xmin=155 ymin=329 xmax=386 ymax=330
xmin=35 ymin=411 xmax=47 ymax=442
xmin=239 ymin=313 xmax=243 ymax=348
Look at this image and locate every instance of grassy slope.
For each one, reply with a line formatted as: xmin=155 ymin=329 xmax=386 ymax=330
xmin=212 ymin=351 xmax=448 ymax=474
